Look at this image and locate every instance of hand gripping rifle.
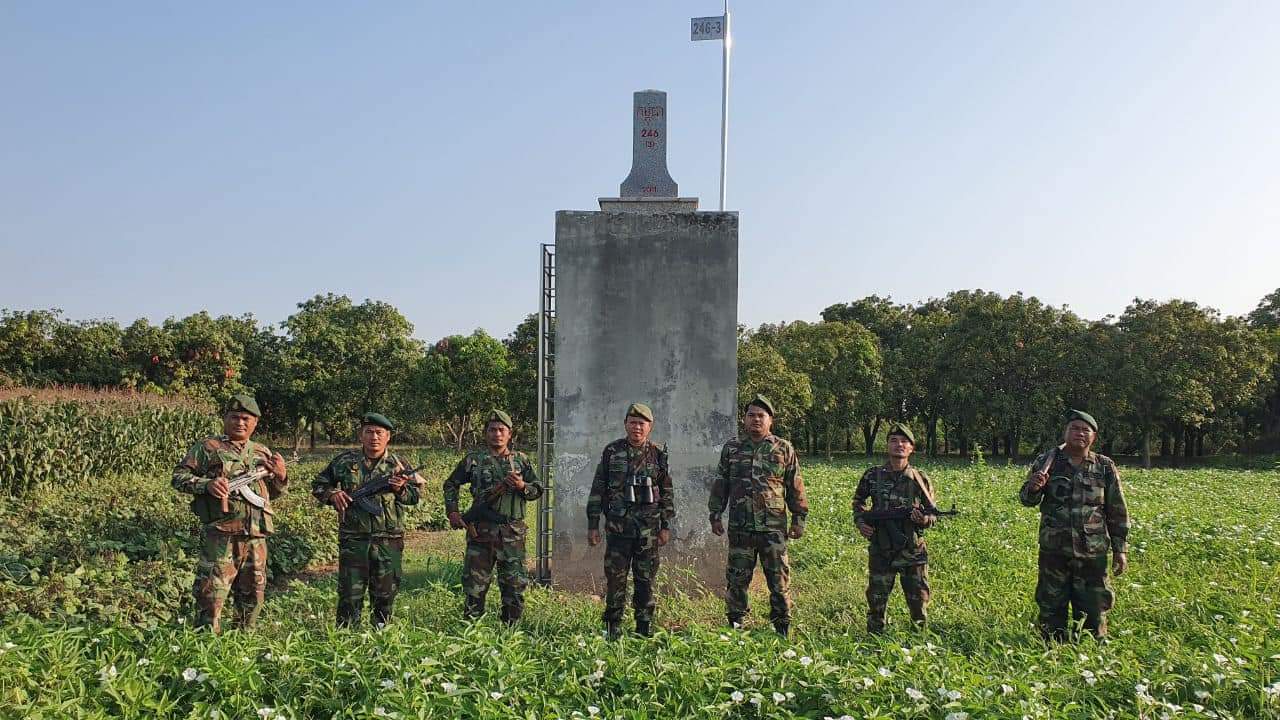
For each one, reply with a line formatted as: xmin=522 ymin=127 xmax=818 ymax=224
xmin=347 ymin=464 xmax=422 ymax=517
xmin=220 ymin=463 xmax=275 ymax=515
xmin=858 ymin=499 xmax=960 ymax=524
xmin=460 ymin=455 xmax=521 ymax=538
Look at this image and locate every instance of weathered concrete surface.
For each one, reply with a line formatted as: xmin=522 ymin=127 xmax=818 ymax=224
xmin=553 ymin=210 xmax=738 ymax=588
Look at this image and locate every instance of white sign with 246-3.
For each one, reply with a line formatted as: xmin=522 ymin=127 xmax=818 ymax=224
xmin=690 ymin=15 xmax=725 ymax=41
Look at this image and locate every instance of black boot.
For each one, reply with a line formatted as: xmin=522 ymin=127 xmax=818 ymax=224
xmin=635 ymin=620 xmax=652 ymax=637
xmin=774 ymin=622 xmax=790 ymax=638
xmin=605 ymin=621 xmax=621 ymax=640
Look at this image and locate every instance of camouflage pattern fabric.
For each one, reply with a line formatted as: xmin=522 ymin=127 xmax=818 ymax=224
xmin=313 ymin=450 xmax=422 ymax=627
xmin=462 ymin=520 xmax=528 ymax=622
xmin=173 ymin=435 xmax=286 ymax=631
xmin=1020 ymin=448 xmax=1128 ymax=639
xmin=193 ymin=533 xmax=266 ymax=633
xmin=853 ymin=464 xmax=937 ymax=632
xmin=173 ymin=435 xmax=286 ymax=536
xmin=603 ymin=533 xmax=660 ymax=625
xmin=1035 ymin=550 xmax=1113 ymax=639
xmin=312 ymin=450 xmax=424 ymax=538
xmin=337 ymin=536 xmax=404 ymax=627
xmin=587 ymin=439 xmax=674 ymax=626
xmin=710 ymin=434 xmax=806 ymax=625
xmin=443 ymin=450 xmax=542 ymax=522
xmin=709 ymin=434 xmax=808 ymax=534
xmin=1019 ymin=448 xmax=1129 ymax=558
xmin=445 ymin=449 xmax=542 ymax=620
xmin=866 ymin=552 xmax=930 ymax=633
xmin=725 ymin=530 xmax=791 ymax=625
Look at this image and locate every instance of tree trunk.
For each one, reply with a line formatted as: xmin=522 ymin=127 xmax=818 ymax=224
xmin=1196 ymin=428 xmax=1205 ymax=456
xmin=844 ymin=428 xmax=851 ymax=453
xmin=1142 ymin=428 xmax=1152 ymax=469
xmin=1008 ymin=431 xmax=1019 ymax=462
xmin=309 ymin=421 xmax=316 ymax=450
xmin=928 ymin=416 xmax=938 ymax=457
xmin=1182 ymin=425 xmax=1194 ymax=459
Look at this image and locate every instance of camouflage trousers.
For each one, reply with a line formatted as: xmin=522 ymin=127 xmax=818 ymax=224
xmin=463 ymin=521 xmax=527 ymax=622
xmin=866 ymin=553 xmax=930 ymax=633
xmin=603 ymin=531 xmax=660 ymax=625
xmin=1035 ymin=550 xmax=1113 ymax=640
xmin=193 ymin=532 xmax=267 ymax=633
xmin=337 ymin=535 xmax=404 ymax=627
xmin=725 ymin=530 xmax=792 ymax=625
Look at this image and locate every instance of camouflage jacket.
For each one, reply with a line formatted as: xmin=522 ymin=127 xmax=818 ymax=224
xmin=443 ymin=449 xmax=542 ymax=524
xmin=1020 ymin=447 xmax=1129 ymax=558
xmin=172 ymin=435 xmax=286 ymax=537
xmin=312 ymin=450 xmax=423 ymax=539
xmin=852 ymin=464 xmax=936 ymax=565
xmin=709 ymin=434 xmax=808 ymax=533
xmin=586 ymin=438 xmax=675 ymax=536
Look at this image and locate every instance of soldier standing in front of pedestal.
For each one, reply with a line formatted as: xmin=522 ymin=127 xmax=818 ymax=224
xmin=1020 ymin=410 xmax=1130 ymax=641
xmin=853 ymin=423 xmax=937 ymax=633
xmin=709 ymin=394 xmax=808 ymax=637
xmin=172 ymin=394 xmax=288 ymax=633
xmin=312 ymin=413 xmax=423 ymax=628
xmin=586 ymin=403 xmax=675 ymax=638
xmin=443 ymin=410 xmax=543 ymax=625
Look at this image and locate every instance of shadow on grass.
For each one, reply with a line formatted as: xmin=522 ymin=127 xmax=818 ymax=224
xmin=401 ymin=555 xmax=465 ymax=591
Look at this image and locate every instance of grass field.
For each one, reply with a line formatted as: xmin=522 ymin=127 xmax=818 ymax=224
xmin=1 ymin=455 xmax=1278 ymax=719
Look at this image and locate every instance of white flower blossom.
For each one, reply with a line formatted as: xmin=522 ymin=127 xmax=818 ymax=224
xmin=750 ymin=694 xmax=763 ymax=706
xmin=945 ymin=713 xmax=969 ymax=720
xmin=587 ymin=707 xmax=599 ymax=716
xmin=730 ymin=691 xmax=745 ymax=703
xmin=772 ymin=692 xmax=786 ymax=704
xmin=2 ymin=642 xmax=15 ymax=650
xmin=381 ymin=679 xmax=395 ymax=690
xmin=256 ymin=709 xmax=276 ymax=720
xmin=490 ymin=691 xmax=503 ymax=700
xmin=440 ymin=681 xmax=458 ymax=694
xmin=98 ymin=665 xmax=117 ymax=683
xmin=1001 ymin=684 xmax=1014 ymax=695
xmin=800 ymin=656 xmax=813 ymax=666
xmin=136 ymin=658 xmax=151 ymax=666
xmin=861 ymin=677 xmax=874 ymax=689
xmin=906 ymin=687 xmax=925 ymax=701
xmin=878 ymin=667 xmax=892 ymax=677
xmin=783 ymin=649 xmax=797 ymax=659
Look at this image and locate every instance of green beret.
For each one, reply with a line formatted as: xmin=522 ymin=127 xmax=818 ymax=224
xmin=625 ymin=402 xmax=654 ymax=422
xmin=743 ymin=393 xmax=775 ymax=417
xmin=1065 ymin=409 xmax=1098 ymax=432
xmin=360 ymin=413 xmax=395 ymax=432
xmin=886 ymin=423 xmax=916 ymax=445
xmin=485 ymin=409 xmax=513 ymax=429
xmin=224 ymin=394 xmax=261 ymax=418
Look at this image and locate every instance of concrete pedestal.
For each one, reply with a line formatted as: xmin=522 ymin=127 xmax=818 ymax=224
xmin=552 ymin=209 xmax=738 ymax=589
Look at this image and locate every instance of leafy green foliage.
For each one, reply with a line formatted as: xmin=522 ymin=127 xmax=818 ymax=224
xmin=0 ymin=396 xmax=217 ymax=496
xmin=0 ymin=458 xmax=1277 ymax=718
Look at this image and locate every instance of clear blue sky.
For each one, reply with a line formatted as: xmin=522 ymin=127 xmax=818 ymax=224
xmin=3 ymin=2 xmax=1277 ymax=341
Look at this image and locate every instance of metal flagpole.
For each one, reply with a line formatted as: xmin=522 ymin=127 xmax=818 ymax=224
xmin=719 ymin=0 xmax=731 ymax=211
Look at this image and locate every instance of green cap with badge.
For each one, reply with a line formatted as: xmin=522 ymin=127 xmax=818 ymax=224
xmin=360 ymin=413 xmax=395 ymax=432
xmin=886 ymin=422 xmax=916 ymax=445
xmin=1065 ymin=409 xmax=1098 ymax=432
xmin=743 ymin=393 xmax=775 ymax=417
xmin=224 ymin=394 xmax=261 ymax=418
xmin=625 ymin=402 xmax=654 ymax=422
xmin=485 ymin=409 xmax=513 ymax=429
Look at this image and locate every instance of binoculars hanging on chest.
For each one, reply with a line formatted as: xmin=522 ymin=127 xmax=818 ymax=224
xmin=625 ymin=471 xmax=656 ymax=505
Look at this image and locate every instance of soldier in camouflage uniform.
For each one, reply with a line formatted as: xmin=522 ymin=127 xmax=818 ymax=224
xmin=853 ymin=423 xmax=938 ymax=633
xmin=709 ymin=394 xmax=808 ymax=637
xmin=1020 ymin=410 xmax=1130 ymax=641
xmin=443 ymin=410 xmax=543 ymax=625
xmin=586 ymin=403 xmax=675 ymax=638
xmin=312 ymin=413 xmax=424 ymax=627
xmin=172 ymin=394 xmax=288 ymax=633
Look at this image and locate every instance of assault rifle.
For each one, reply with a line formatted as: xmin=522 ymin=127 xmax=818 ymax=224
xmin=858 ymin=500 xmax=959 ymax=524
xmin=459 ymin=456 xmax=522 ymax=538
xmin=347 ymin=464 xmax=422 ymax=516
xmin=221 ymin=464 xmax=272 ymax=514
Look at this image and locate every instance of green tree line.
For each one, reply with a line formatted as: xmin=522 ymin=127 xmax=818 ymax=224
xmin=3 ymin=288 xmax=1278 ymax=466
